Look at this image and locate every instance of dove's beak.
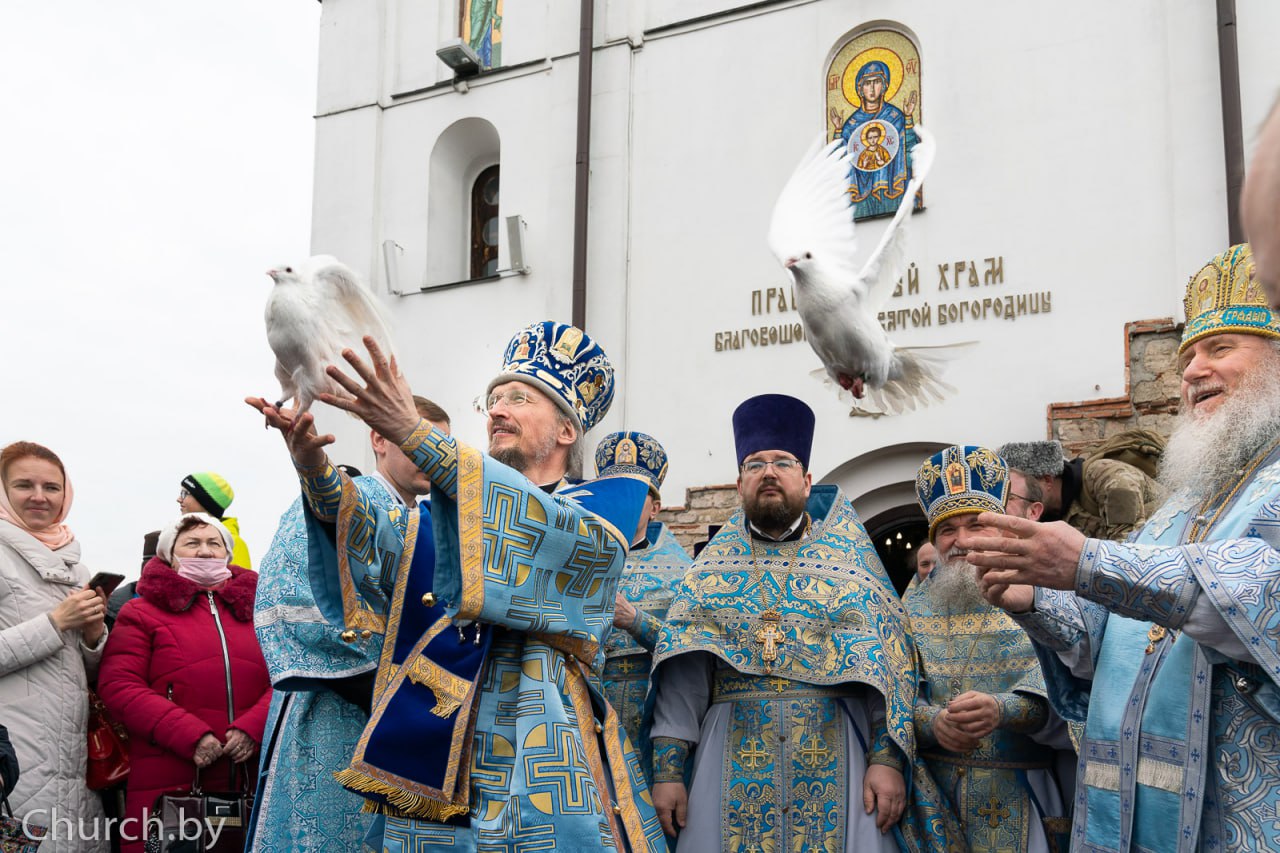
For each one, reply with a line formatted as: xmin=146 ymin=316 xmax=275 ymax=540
xmin=783 ymin=257 xmax=799 ymax=269
xmin=266 ymin=269 xmax=279 ymax=283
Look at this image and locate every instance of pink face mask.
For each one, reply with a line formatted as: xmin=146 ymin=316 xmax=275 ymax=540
xmin=175 ymin=557 xmax=232 ymax=588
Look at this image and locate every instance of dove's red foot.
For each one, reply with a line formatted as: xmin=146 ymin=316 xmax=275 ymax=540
xmin=837 ymin=374 xmax=866 ymax=398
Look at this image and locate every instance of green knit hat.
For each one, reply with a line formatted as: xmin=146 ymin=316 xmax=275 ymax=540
xmin=180 ymin=472 xmax=235 ymax=518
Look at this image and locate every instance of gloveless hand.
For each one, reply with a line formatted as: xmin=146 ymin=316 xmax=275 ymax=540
xmin=319 ymin=337 xmax=422 ymax=446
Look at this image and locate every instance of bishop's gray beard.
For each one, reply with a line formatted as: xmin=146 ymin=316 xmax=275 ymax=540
xmin=1159 ymin=354 xmax=1280 ymax=500
xmin=490 ymin=427 xmax=558 ymax=476
xmin=925 ymin=552 xmax=986 ymax=613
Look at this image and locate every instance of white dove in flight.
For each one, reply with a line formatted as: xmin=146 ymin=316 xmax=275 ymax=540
xmin=263 ymin=255 xmax=396 ymax=415
xmin=768 ymin=126 xmax=965 ymax=416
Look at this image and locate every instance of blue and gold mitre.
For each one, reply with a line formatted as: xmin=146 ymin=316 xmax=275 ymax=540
xmin=915 ymin=445 xmax=1008 ymax=538
xmin=488 ymin=321 xmax=615 ymax=433
xmin=1180 ymin=243 xmax=1280 ymax=354
xmin=594 ymin=431 xmax=668 ymax=496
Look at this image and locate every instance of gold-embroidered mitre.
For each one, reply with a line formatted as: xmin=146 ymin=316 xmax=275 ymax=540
xmin=1180 ymin=243 xmax=1280 ymax=353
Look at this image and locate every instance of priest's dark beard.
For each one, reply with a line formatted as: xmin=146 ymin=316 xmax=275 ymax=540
xmin=1159 ymin=348 xmax=1280 ymax=500
xmin=925 ymin=551 xmax=987 ymax=613
xmin=744 ymin=489 xmax=806 ymax=535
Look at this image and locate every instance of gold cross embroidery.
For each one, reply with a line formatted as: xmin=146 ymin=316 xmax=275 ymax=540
xmin=977 ymin=797 xmax=1010 ymax=828
xmin=739 ymin=737 xmax=770 ymax=770
xmin=754 ymin=610 xmax=786 ymax=673
xmin=798 ymin=735 xmax=832 ymax=768
xmin=614 ymin=657 xmax=639 ymax=675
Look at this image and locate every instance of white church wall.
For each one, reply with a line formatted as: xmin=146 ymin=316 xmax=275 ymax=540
xmin=309 ymin=0 xmax=1280 ymax=501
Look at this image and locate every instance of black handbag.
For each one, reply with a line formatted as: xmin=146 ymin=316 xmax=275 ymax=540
xmin=144 ymin=765 xmax=251 ymax=853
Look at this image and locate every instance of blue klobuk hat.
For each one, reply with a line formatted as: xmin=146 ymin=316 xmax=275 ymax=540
xmin=915 ymin=445 xmax=1009 ymax=539
xmin=488 ymin=321 xmax=615 ymax=433
xmin=594 ymin=431 xmax=668 ymax=497
xmin=732 ymin=394 xmax=816 ymax=469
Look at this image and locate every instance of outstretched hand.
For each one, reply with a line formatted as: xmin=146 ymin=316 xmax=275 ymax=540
xmin=957 ymin=513 xmax=1085 ymax=592
xmin=319 ymin=337 xmax=421 ymax=445
xmin=244 ymin=398 xmax=334 ymax=469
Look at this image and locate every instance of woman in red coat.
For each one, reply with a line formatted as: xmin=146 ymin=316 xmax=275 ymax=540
xmin=98 ymin=513 xmax=270 ymax=853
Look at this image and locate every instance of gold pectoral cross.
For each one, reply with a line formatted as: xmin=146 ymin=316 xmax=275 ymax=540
xmin=754 ymin=610 xmax=786 ymax=673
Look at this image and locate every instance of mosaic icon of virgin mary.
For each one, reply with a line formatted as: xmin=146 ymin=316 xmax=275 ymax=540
xmin=832 ymin=54 xmax=921 ymax=220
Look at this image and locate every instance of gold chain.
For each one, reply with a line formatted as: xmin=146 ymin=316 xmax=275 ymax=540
xmin=1186 ymin=434 xmax=1280 ymax=543
xmin=748 ymin=513 xmax=810 ymax=610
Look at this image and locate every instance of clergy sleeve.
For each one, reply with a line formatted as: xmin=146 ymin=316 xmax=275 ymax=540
xmin=651 ymin=652 xmax=713 ymax=745
xmin=627 ymin=611 xmax=662 ymax=652
xmin=1012 ymin=588 xmax=1106 ymax=681
xmin=994 ymin=692 xmax=1048 ymax=734
xmin=862 ymin=691 xmax=902 ymax=770
xmin=398 ymin=419 xmax=460 ymax=499
xmin=914 ymin=701 xmax=941 ymax=749
xmin=867 ymin=725 xmax=903 ymax=770
xmin=297 ymin=460 xmax=344 ymax=523
xmin=652 ymin=738 xmax=690 ymax=784
xmin=1181 ymin=595 xmax=1252 ymax=661
xmin=1074 ymin=538 xmax=1201 ymax=630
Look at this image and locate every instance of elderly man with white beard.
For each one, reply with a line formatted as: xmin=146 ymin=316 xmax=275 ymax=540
xmin=965 ymin=244 xmax=1280 ymax=853
xmin=906 ymin=446 xmax=1073 ymax=853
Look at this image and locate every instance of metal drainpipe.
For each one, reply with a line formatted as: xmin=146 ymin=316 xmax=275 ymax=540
xmin=1217 ymin=0 xmax=1245 ymax=244
xmin=571 ymin=0 xmax=595 ymax=330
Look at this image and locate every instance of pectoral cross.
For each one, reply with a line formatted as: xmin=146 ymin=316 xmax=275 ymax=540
xmin=754 ymin=610 xmax=786 ymax=673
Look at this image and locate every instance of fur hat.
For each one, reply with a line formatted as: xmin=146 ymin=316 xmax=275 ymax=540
xmin=997 ymin=441 xmax=1067 ymax=478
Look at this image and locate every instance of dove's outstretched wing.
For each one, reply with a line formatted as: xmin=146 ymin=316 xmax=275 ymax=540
xmin=853 ymin=124 xmax=936 ymax=313
xmin=310 ymin=259 xmax=396 ymax=357
xmin=767 ymin=138 xmax=863 ymax=281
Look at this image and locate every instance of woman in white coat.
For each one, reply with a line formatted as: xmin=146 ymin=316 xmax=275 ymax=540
xmin=0 ymin=441 xmax=108 ymax=852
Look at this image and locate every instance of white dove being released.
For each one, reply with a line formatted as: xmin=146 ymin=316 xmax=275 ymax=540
xmin=768 ymin=126 xmax=965 ymax=416
xmin=264 ymin=255 xmax=396 ymax=415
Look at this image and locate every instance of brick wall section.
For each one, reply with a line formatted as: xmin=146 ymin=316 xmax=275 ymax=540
xmin=657 ymin=319 xmax=1184 ymax=550
xmin=1046 ymin=318 xmax=1181 ymax=455
xmin=655 ymin=483 xmax=739 ymax=552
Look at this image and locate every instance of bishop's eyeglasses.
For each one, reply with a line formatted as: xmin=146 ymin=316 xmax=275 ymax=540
xmin=473 ymin=388 xmax=538 ymax=416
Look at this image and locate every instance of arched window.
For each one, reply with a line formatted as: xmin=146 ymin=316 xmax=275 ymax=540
xmin=470 ymin=165 xmax=500 ymax=278
xmin=425 ymin=118 xmax=499 ymax=286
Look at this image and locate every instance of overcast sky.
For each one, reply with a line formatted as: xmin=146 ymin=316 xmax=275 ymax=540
xmin=1 ymin=2 xmax=323 ymax=577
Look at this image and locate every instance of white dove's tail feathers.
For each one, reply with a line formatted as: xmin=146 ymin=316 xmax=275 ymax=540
xmin=879 ymin=343 xmax=974 ymax=413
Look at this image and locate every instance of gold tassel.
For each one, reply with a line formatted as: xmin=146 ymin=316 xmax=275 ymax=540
xmin=333 ymin=768 xmax=469 ymax=822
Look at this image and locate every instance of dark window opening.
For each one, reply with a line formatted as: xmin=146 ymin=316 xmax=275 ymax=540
xmin=470 ymin=165 xmax=500 ymax=279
